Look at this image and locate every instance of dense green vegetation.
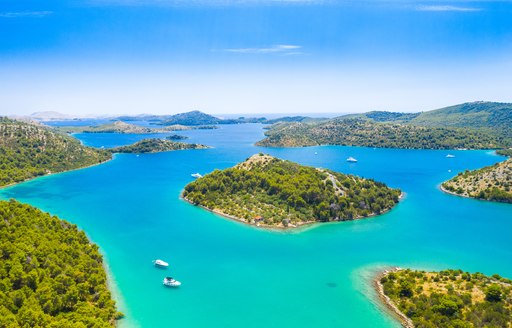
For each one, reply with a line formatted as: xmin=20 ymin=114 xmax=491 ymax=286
xmin=380 ymin=269 xmax=512 ymax=328
xmin=257 ymin=119 xmax=507 ymax=149
xmin=258 ymin=102 xmax=512 ymax=150
xmin=340 ymin=101 xmax=511 ymax=136
xmin=0 ymin=200 xmax=121 ymax=327
xmin=109 ymin=138 xmax=209 ymax=153
xmin=442 ymin=160 xmax=512 ymax=203
xmin=496 ymin=149 xmax=512 ymax=157
xmin=183 ymin=154 xmax=401 ymax=227
xmin=0 ymin=118 xmax=111 ymax=187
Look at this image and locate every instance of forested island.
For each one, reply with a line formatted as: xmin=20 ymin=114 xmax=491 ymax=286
xmin=183 ymin=154 xmax=401 ymax=228
xmin=377 ymin=268 xmax=511 ymax=328
xmin=55 ymin=120 xmax=217 ymax=134
xmin=441 ymin=159 xmax=512 ymax=203
xmin=110 ymin=138 xmax=209 ymax=154
xmin=0 ymin=200 xmax=122 ymax=327
xmin=0 ymin=118 xmax=111 ymax=187
xmin=257 ymin=102 xmax=512 ymax=150
xmin=166 ymin=134 xmax=188 ymax=140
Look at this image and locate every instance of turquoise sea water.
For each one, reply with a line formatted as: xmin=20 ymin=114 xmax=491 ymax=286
xmin=1 ymin=124 xmax=511 ymax=327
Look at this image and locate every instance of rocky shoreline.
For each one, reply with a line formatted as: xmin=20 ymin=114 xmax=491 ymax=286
xmin=181 ymin=192 xmax=404 ymax=231
xmin=374 ymin=267 xmax=414 ymax=328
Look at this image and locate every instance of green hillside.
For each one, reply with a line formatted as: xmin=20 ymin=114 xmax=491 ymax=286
xmin=258 ymin=102 xmax=512 ymax=149
xmin=0 ymin=200 xmax=121 ymax=327
xmin=256 ymin=119 xmax=506 ymax=149
xmin=0 ymin=118 xmax=111 ymax=187
xmin=183 ymin=154 xmax=401 ymax=228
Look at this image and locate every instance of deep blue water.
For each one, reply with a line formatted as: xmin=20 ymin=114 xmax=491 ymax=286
xmin=1 ymin=124 xmax=510 ymax=328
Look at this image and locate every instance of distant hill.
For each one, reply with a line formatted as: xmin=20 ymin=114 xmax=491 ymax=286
xmin=0 ymin=117 xmax=111 ymax=187
xmin=155 ymin=110 xmax=319 ymax=126
xmin=257 ymin=119 xmax=507 ymax=149
xmin=159 ymin=111 xmax=226 ymax=126
xmin=30 ymin=111 xmax=76 ymax=121
xmin=55 ymin=121 xmax=218 ymax=134
xmin=338 ymin=101 xmax=512 ymax=135
xmin=410 ymin=102 xmax=512 ymax=131
xmin=258 ymin=102 xmax=512 ymax=150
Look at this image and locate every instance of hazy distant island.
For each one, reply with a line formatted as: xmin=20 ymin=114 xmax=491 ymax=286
xmin=166 ymin=134 xmax=188 ymax=140
xmin=55 ymin=120 xmax=218 ymax=134
xmin=182 ymin=153 xmax=401 ymax=229
xmin=150 ymin=110 xmax=322 ymax=126
xmin=257 ymin=102 xmax=512 ymax=150
xmin=0 ymin=200 xmax=122 ymax=327
xmin=442 ymin=156 xmax=512 ymax=203
xmin=376 ymin=268 xmax=511 ymax=328
xmin=0 ymin=117 xmax=112 ymax=187
xmin=110 ymin=138 xmax=209 ymax=154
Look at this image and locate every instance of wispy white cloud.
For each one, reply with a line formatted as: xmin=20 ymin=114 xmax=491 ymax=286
xmin=416 ymin=5 xmax=481 ymax=12
xmin=0 ymin=11 xmax=53 ymax=18
xmin=222 ymin=44 xmax=303 ymax=55
xmin=89 ymin=0 xmax=327 ymax=6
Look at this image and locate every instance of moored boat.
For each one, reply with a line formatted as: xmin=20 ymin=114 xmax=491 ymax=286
xmin=154 ymin=259 xmax=169 ymax=268
xmin=191 ymin=173 xmax=202 ymax=178
xmin=163 ymin=277 xmax=181 ymax=287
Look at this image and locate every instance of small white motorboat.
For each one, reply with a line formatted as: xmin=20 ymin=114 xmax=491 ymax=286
xmin=163 ymin=277 xmax=181 ymax=287
xmin=346 ymin=157 xmax=358 ymax=163
xmin=191 ymin=173 xmax=202 ymax=178
xmin=154 ymin=259 xmax=169 ymax=268
xmin=446 ymin=154 xmax=455 ymax=158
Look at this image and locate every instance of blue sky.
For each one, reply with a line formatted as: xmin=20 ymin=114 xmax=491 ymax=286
xmin=1 ymin=0 xmax=512 ymax=116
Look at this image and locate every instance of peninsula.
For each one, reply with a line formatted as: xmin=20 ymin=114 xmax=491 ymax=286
xmin=0 ymin=117 xmax=111 ymax=187
xmin=0 ymin=200 xmax=122 ymax=327
xmin=257 ymin=102 xmax=512 ymax=150
xmin=377 ymin=268 xmax=511 ymax=328
xmin=109 ymin=138 xmax=209 ymax=154
xmin=441 ymin=158 xmax=512 ymax=203
xmin=182 ymin=154 xmax=401 ymax=228
xmin=55 ymin=120 xmax=217 ymax=134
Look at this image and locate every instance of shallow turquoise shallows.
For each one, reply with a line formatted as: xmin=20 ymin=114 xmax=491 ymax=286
xmin=1 ymin=124 xmax=511 ymax=328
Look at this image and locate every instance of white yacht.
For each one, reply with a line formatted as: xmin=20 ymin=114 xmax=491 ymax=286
xmin=446 ymin=154 xmax=455 ymax=158
xmin=163 ymin=277 xmax=181 ymax=287
xmin=191 ymin=173 xmax=202 ymax=178
xmin=154 ymin=259 xmax=169 ymax=268
xmin=346 ymin=157 xmax=358 ymax=163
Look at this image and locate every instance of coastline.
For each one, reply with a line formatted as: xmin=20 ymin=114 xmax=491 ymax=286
xmin=181 ymin=191 xmax=404 ymax=232
xmin=0 ymin=156 xmax=123 ymax=324
xmin=181 ymin=195 xmax=316 ymax=231
xmin=0 ymin=156 xmax=114 ymax=191
xmin=439 ymin=184 xmax=511 ymax=204
xmin=373 ymin=267 xmax=414 ymax=328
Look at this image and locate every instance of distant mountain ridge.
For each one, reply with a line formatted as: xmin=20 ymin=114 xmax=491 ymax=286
xmin=258 ymin=102 xmax=512 ymax=149
xmin=338 ymin=101 xmax=512 ymax=135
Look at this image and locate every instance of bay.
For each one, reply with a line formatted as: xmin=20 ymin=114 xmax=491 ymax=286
xmin=1 ymin=124 xmax=510 ymax=327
